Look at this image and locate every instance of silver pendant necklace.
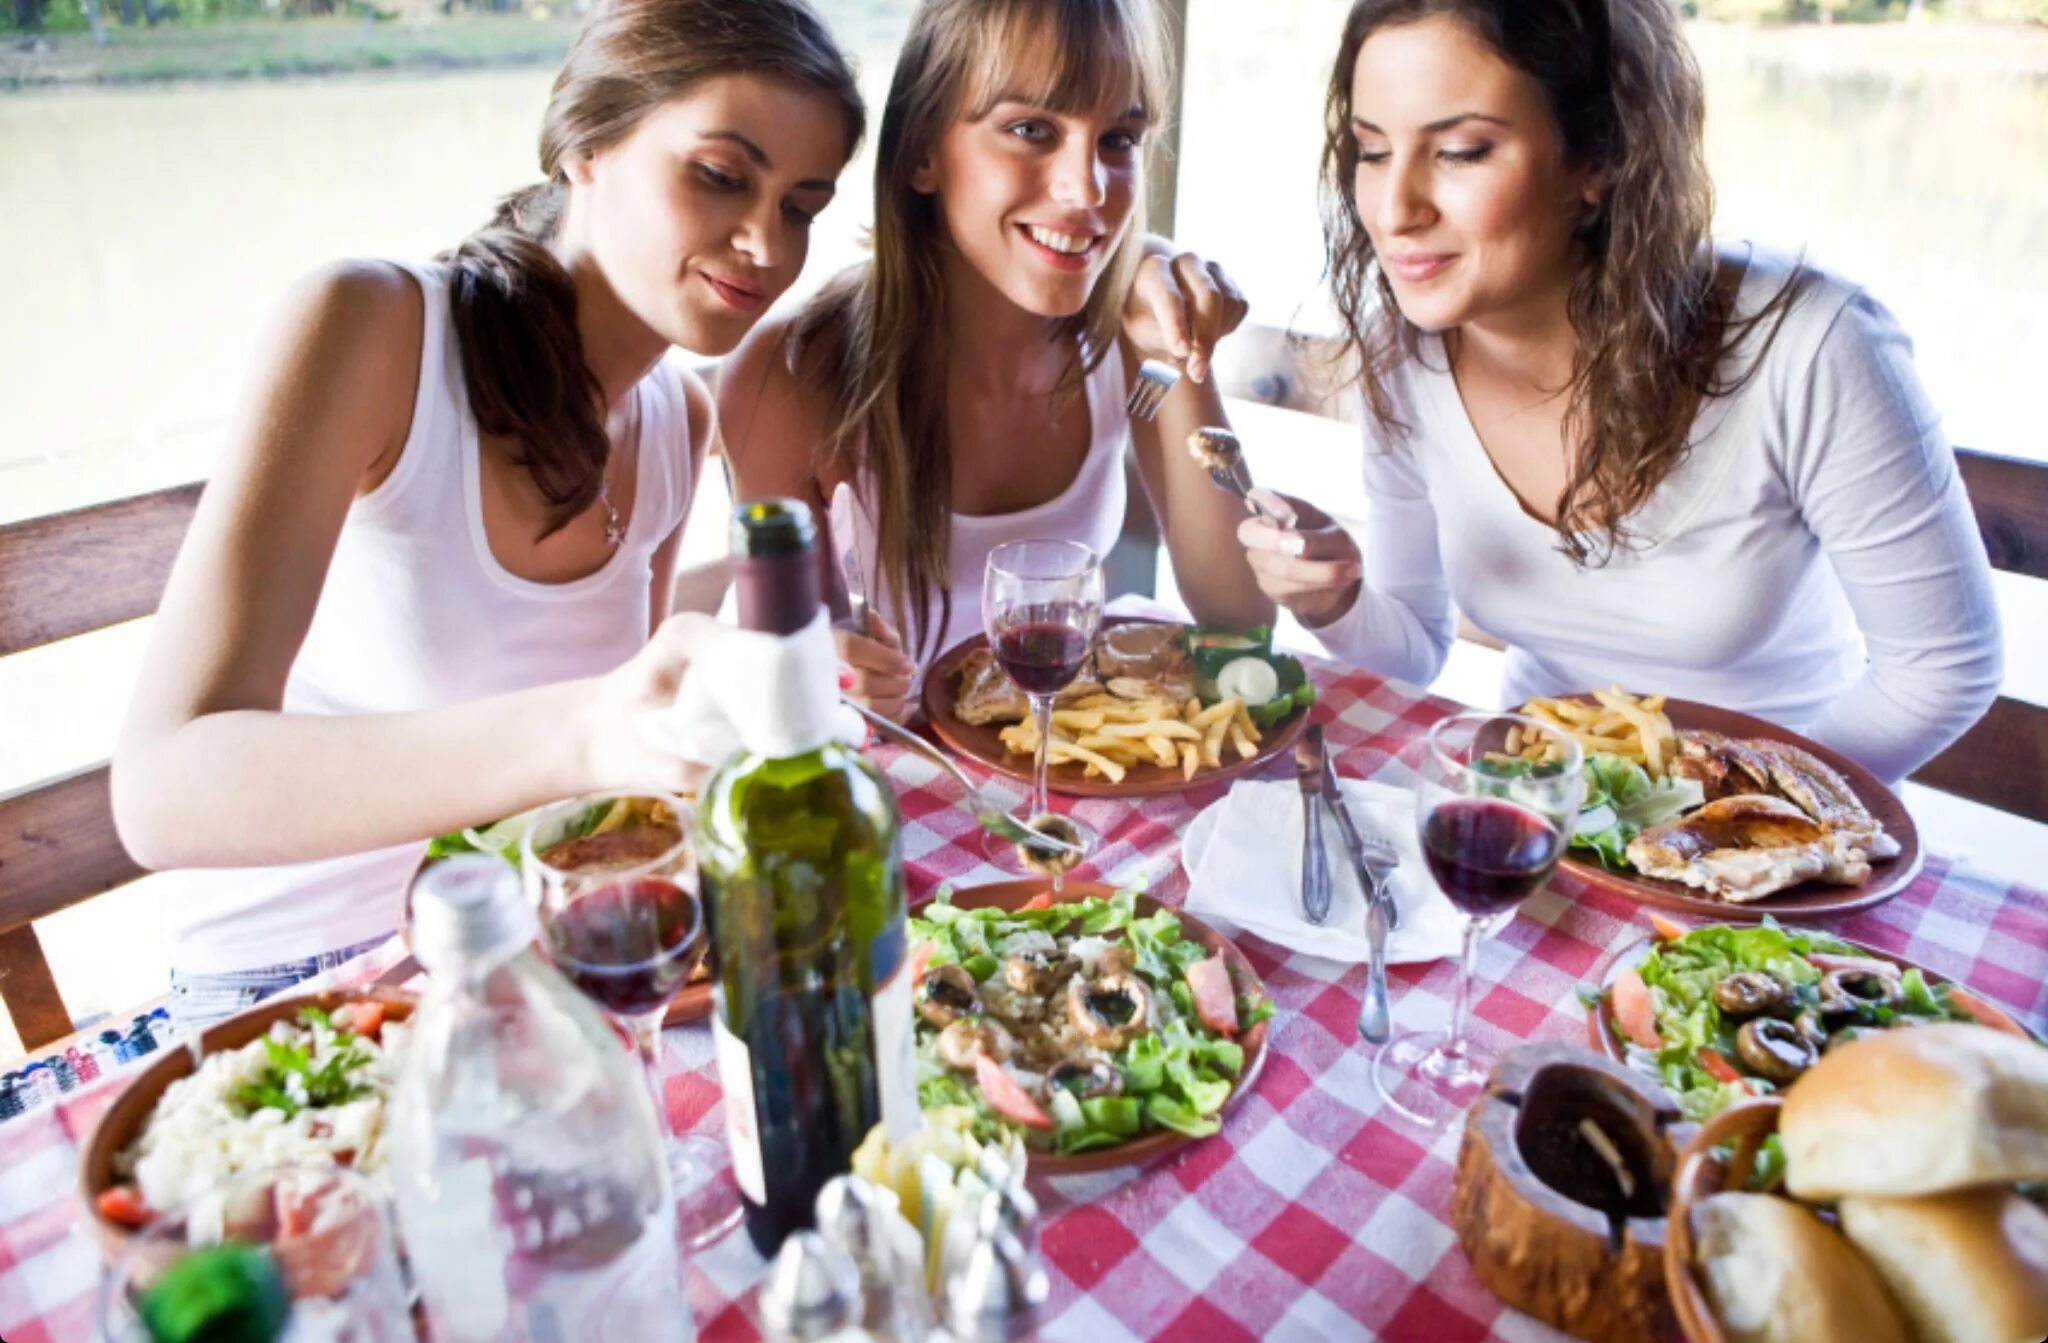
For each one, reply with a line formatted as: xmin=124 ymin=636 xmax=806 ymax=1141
xmin=597 ymin=478 xmax=624 ymax=547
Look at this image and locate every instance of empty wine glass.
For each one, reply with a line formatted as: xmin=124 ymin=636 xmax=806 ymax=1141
xmin=980 ymin=539 xmax=1105 ymax=872
xmin=1372 ymin=712 xmax=1583 ymax=1129
xmin=522 ymin=789 xmax=740 ymax=1250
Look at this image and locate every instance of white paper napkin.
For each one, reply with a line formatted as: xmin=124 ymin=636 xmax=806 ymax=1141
xmin=1183 ymin=779 xmax=1468 ymax=964
xmin=638 ymin=611 xmax=865 ymax=766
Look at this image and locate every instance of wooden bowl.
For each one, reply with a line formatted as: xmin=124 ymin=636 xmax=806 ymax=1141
xmin=1663 ymin=1096 xmax=1787 ymax=1343
xmin=78 ymin=986 xmax=418 ymax=1264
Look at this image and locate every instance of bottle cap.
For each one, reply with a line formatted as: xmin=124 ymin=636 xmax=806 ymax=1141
xmin=409 ymin=855 xmax=537 ymax=976
xmin=759 ymin=1230 xmax=861 ymax=1342
xmin=943 ymin=1228 xmax=1047 ymax=1343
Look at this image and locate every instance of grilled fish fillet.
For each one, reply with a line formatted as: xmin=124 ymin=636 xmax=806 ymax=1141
xmin=1625 ymin=795 xmax=1871 ymax=902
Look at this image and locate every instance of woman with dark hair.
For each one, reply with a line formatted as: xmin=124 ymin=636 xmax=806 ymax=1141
xmin=720 ymin=0 xmax=1273 ymax=720
xmin=111 ymin=0 xmax=865 ymax=1028
xmin=1239 ymin=0 xmax=2000 ymax=782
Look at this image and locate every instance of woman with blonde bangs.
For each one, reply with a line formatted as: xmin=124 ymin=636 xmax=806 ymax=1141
xmin=1239 ymin=0 xmax=2000 ymax=782
xmin=113 ymin=0 xmax=865 ymax=1029
xmin=720 ymin=0 xmax=1273 ymax=718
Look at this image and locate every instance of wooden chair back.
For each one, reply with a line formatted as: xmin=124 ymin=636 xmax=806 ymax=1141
xmin=1211 ymin=323 xmax=2048 ymax=824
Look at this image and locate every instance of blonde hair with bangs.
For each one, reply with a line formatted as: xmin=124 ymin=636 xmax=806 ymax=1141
xmin=795 ymin=0 xmax=1169 ymax=661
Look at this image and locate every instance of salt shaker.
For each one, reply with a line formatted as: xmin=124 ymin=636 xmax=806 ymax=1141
xmin=944 ymin=1227 xmax=1048 ymax=1343
xmin=816 ymin=1175 xmax=929 ymax=1338
xmin=760 ymin=1231 xmax=863 ymax=1343
xmin=940 ymin=1179 xmax=1040 ymax=1291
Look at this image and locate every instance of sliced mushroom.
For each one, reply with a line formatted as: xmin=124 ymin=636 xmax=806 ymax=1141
xmin=1047 ymin=1058 xmax=1124 ymax=1100
xmin=1793 ymin=1007 xmax=1829 ymax=1051
xmin=1096 ymin=943 xmax=1136 ymax=978
xmin=1735 ymin=1017 xmax=1819 ymax=1085
xmin=936 ymin=1017 xmax=1015 ymax=1072
xmin=917 ymin=963 xmax=981 ymax=1028
xmin=1711 ymin=971 xmax=1796 ymax=1020
xmin=1067 ymin=973 xmax=1151 ymax=1051
xmin=1820 ymin=968 xmax=1902 ymax=1017
xmin=1003 ymin=949 xmax=1081 ymax=997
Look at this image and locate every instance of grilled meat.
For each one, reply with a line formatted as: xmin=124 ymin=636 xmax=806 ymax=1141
xmin=1749 ymin=738 xmax=1902 ymax=862
xmin=539 ymin=823 xmax=684 ymax=875
xmin=952 ymin=622 xmax=1190 ymax=725
xmin=1625 ymin=795 xmax=1870 ymax=903
xmin=1671 ymin=730 xmax=1775 ymax=800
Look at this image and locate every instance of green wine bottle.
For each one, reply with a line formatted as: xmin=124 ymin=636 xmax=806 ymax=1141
xmin=696 ymin=499 xmax=919 ymax=1257
xmin=138 ymin=1244 xmax=292 ymax=1343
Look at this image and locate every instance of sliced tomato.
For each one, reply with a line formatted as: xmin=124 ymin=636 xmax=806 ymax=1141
xmin=274 ymin=1181 xmax=380 ymax=1300
xmin=1807 ymin=952 xmax=1901 ymax=979
xmin=1611 ymin=965 xmax=1662 ymax=1050
xmin=1698 ymin=1048 xmax=1750 ymax=1094
xmin=1184 ymin=956 xmax=1240 ymax=1037
xmin=909 ymin=940 xmax=937 ymax=987
xmin=331 ymin=1000 xmax=386 ymax=1040
xmin=1020 ymin=892 xmax=1056 ymax=911
xmin=974 ymin=1054 xmax=1054 ymax=1130
xmin=1647 ymin=913 xmax=1691 ymax=943
xmin=96 ymin=1184 xmax=152 ymax=1229
xmin=1948 ymin=987 xmax=2028 ymax=1037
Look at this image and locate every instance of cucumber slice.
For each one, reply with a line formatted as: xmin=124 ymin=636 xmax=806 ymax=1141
xmin=1215 ymin=656 xmax=1280 ymax=705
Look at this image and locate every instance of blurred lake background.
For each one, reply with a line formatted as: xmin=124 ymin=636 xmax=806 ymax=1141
xmin=1 ymin=0 xmax=2043 ymax=1049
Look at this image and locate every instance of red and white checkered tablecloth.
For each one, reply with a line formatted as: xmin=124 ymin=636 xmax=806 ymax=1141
xmin=4 ymin=662 xmax=2044 ymax=1343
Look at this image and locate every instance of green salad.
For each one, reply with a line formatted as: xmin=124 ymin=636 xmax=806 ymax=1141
xmin=1568 ymin=752 xmax=1702 ymax=870
xmin=1603 ymin=918 xmax=1982 ymax=1128
xmin=1185 ymin=625 xmax=1316 ymax=727
xmin=909 ymin=887 xmax=1273 ymax=1156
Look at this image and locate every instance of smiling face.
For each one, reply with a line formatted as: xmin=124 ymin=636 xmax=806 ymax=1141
xmin=1347 ymin=15 xmax=1595 ymax=336
xmin=912 ymin=56 xmax=1148 ymax=320
xmin=569 ymin=72 xmax=850 ymax=356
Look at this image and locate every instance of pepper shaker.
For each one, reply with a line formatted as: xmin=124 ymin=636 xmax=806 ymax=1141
xmin=760 ymin=1231 xmax=863 ymax=1343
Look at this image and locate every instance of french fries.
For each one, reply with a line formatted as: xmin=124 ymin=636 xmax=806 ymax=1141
xmin=997 ymin=690 xmax=1265 ymax=782
xmin=1514 ymin=685 xmax=1678 ymax=778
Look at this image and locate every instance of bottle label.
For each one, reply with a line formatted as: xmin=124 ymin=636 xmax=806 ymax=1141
xmin=871 ymin=966 xmax=920 ymax=1147
xmin=712 ymin=1007 xmax=768 ymax=1206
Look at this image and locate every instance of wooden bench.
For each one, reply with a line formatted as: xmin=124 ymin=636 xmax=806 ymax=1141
xmin=2 ymin=351 xmax=2043 ymax=1050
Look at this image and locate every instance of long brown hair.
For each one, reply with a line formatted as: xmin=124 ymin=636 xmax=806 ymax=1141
xmin=444 ymin=0 xmax=863 ymax=537
xmin=793 ymin=0 xmax=1168 ymax=660
xmin=1320 ymin=0 xmax=1803 ymax=564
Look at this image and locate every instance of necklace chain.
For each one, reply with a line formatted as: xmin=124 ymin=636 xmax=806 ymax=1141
xmin=597 ymin=478 xmax=623 ymax=547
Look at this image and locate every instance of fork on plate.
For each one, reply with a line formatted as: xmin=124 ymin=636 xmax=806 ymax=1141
xmin=1125 ymin=357 xmax=1181 ymax=421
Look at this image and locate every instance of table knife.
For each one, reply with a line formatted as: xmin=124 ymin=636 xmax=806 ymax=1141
xmin=1294 ymin=725 xmax=1333 ymax=926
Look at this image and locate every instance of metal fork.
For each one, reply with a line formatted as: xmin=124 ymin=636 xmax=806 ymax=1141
xmin=1188 ymin=427 xmax=1289 ymax=525
xmin=1125 ymin=358 xmax=1181 ymax=421
xmin=843 ymin=700 xmax=1084 ymax=863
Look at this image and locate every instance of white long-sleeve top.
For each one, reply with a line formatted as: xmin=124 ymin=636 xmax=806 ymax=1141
xmin=1311 ymin=244 xmax=2002 ymax=783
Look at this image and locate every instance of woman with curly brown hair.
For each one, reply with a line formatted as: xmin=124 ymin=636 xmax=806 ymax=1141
xmin=1240 ymin=0 xmax=2001 ymax=782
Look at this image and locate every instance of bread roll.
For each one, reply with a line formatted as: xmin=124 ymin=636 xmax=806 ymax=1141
xmin=1692 ymin=1192 xmax=1911 ymax=1343
xmin=1781 ymin=1022 xmax=2048 ymax=1199
xmin=1837 ymin=1188 xmax=2048 ymax=1343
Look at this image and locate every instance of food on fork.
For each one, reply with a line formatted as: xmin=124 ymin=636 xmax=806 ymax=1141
xmin=1185 ymin=426 xmax=1240 ymax=473
xmin=1624 ymin=795 xmax=1867 ymax=902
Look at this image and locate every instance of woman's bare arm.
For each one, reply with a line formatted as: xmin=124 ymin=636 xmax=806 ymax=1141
xmin=112 ymin=264 xmax=692 ymax=870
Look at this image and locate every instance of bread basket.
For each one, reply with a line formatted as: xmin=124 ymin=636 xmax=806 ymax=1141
xmin=1663 ymin=1096 xmax=1786 ymax=1343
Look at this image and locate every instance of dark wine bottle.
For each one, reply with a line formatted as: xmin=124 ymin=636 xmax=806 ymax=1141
xmin=696 ymin=499 xmax=919 ymax=1257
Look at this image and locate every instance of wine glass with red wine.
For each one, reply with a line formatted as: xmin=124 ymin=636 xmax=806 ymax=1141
xmin=522 ymin=789 xmax=741 ymax=1249
xmin=1372 ymin=712 xmax=1583 ymax=1129
xmin=981 ymin=539 xmax=1105 ymax=871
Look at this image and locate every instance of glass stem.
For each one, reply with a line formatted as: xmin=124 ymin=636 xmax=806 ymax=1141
xmin=1028 ymin=692 xmax=1054 ymax=822
xmin=629 ymin=1010 xmax=675 ymax=1143
xmin=1442 ymin=917 xmax=1485 ymax=1061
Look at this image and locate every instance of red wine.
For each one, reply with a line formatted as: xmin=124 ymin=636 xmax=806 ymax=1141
xmin=1421 ymin=798 xmax=1563 ymax=916
xmin=995 ymin=620 xmax=1090 ymax=695
xmin=545 ymin=878 xmax=700 ymax=1018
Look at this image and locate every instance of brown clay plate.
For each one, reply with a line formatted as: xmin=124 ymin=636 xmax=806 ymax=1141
xmin=916 ymin=879 xmax=1270 ymax=1177
xmin=921 ymin=619 xmax=1311 ymax=799
xmin=1585 ymin=925 xmax=2037 ymax=1073
xmin=80 ymin=986 xmax=419 ymax=1262
xmin=403 ymin=856 xmax=714 ymax=1026
xmin=1556 ymin=696 xmax=1921 ymax=922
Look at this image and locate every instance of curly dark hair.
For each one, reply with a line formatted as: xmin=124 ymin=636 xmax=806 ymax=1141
xmin=1319 ymin=0 xmax=1802 ymax=564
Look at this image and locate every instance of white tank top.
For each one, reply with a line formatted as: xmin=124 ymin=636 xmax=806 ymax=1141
xmin=831 ymin=352 xmax=1130 ymax=668
xmin=151 ymin=261 xmax=697 ymax=975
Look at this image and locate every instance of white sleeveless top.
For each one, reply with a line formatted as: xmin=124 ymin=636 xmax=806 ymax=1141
xmin=831 ymin=353 xmax=1130 ymax=668
xmin=151 ymin=261 xmax=698 ymax=975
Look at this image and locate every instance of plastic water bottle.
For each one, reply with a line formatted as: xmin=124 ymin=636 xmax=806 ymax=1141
xmin=389 ymin=856 xmax=692 ymax=1341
